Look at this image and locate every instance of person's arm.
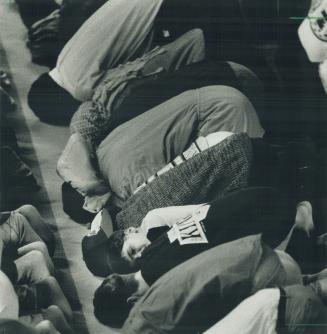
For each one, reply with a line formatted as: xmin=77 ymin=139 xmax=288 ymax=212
xmin=141 ymin=204 xmax=209 ymax=233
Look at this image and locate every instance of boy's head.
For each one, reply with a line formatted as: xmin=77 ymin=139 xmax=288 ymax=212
xmin=107 ymin=227 xmax=151 ymax=273
xmin=93 ymin=273 xmax=134 ymax=328
xmin=93 ymin=269 xmax=149 ymax=328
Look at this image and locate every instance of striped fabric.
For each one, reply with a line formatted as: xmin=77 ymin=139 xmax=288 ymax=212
xmin=134 ymin=136 xmax=209 ymax=194
xmin=116 ymin=133 xmax=253 ymax=229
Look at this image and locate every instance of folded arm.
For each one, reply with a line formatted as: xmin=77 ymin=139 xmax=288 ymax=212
xmin=141 ymin=203 xmax=209 ymax=233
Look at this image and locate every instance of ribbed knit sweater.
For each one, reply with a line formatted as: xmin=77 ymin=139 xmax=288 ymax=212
xmin=116 ymin=133 xmax=253 ymax=229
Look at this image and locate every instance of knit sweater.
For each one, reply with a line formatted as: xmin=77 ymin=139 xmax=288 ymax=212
xmin=116 ymin=133 xmax=253 ymax=229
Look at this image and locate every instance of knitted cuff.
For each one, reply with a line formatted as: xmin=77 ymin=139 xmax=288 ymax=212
xmin=70 ymin=101 xmax=110 ymax=145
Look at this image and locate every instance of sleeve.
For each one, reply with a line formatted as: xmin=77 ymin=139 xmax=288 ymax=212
xmin=141 ymin=204 xmax=207 ymax=233
xmin=0 ymin=271 xmax=19 ymax=319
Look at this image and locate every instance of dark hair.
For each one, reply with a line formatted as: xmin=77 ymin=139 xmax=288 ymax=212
xmin=107 ymin=230 xmax=125 ymax=257
xmin=28 ymin=72 xmax=79 ymax=123
xmin=106 ymin=230 xmax=130 ymax=273
xmin=93 ymin=274 xmax=132 ymax=328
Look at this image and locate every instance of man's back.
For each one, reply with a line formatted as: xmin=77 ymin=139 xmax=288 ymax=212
xmin=123 ymin=235 xmax=284 ymax=334
xmin=137 ymin=187 xmax=292 ymax=286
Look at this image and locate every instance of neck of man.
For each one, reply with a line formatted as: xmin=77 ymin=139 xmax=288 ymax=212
xmin=127 ymin=271 xmax=149 ymax=298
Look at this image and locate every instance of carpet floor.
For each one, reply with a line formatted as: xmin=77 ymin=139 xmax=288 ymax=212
xmin=0 ymin=1 xmax=117 ymax=333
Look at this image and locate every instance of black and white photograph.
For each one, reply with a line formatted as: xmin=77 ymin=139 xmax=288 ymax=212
xmin=0 ymin=0 xmax=327 ymax=333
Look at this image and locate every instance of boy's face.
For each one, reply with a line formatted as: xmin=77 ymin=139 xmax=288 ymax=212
xmin=121 ymin=227 xmax=151 ymax=267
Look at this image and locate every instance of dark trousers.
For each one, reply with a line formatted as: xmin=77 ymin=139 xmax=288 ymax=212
xmin=111 ymin=60 xmax=242 ymax=124
xmin=249 ymin=136 xmax=317 ymax=202
xmin=205 ymin=187 xmax=295 ymax=249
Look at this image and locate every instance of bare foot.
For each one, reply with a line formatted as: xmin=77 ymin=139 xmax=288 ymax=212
xmin=35 ymin=319 xmax=60 ymax=334
xmin=305 ymin=268 xmax=327 ymax=284
xmin=295 ymin=201 xmax=314 ymax=236
xmin=310 ymin=276 xmax=327 ymax=306
xmin=18 ymin=241 xmax=55 ymax=275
